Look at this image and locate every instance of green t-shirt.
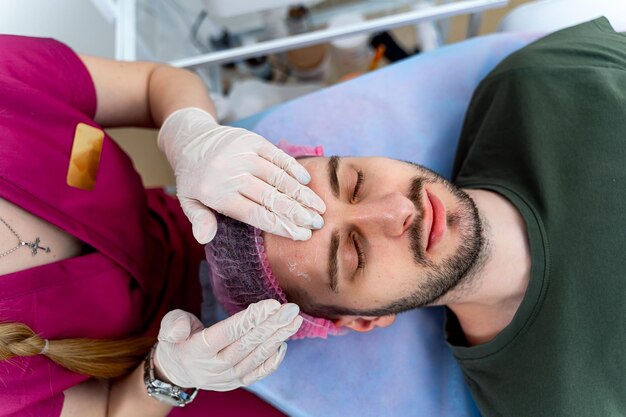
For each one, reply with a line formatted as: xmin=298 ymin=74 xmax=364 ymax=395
xmin=448 ymin=18 xmax=626 ymax=417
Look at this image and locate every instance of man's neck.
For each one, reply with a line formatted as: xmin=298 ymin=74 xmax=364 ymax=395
xmin=440 ymin=188 xmax=532 ymax=346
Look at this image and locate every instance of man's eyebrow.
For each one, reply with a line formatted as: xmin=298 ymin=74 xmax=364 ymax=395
xmin=328 ymin=156 xmax=340 ymax=199
xmin=328 ymin=230 xmax=340 ymax=293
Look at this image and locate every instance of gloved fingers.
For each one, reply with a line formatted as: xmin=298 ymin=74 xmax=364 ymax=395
xmin=237 ymin=179 xmax=320 ymax=239
xmin=239 ymin=175 xmax=323 ymax=229
xmin=251 ymin=157 xmax=326 ymax=214
xmin=217 ymin=304 xmax=301 ymax=369
xmin=256 ymin=142 xmax=312 ymax=185
xmin=158 ymin=309 xmax=204 ymax=343
xmin=202 ymin=299 xmax=282 ymax=354
xmin=240 ymin=342 xmax=288 ymax=387
xmin=233 ymin=315 xmax=302 ymax=380
xmin=222 ymin=191 xmax=312 ymax=241
xmin=179 ymin=197 xmax=218 ymax=243
xmin=155 ymin=310 xmax=205 ymax=385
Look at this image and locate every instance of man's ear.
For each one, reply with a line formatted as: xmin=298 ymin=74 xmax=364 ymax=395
xmin=332 ymin=315 xmax=396 ymax=333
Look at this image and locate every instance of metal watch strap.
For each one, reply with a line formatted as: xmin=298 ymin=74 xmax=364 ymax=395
xmin=144 ymin=345 xmax=198 ymax=407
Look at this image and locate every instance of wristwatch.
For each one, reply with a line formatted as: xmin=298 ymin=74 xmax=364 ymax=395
xmin=143 ymin=345 xmax=198 ymax=407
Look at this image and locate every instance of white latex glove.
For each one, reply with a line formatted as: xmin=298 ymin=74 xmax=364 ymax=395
xmin=157 ymin=107 xmax=326 ymax=243
xmin=154 ymin=300 xmax=303 ymax=391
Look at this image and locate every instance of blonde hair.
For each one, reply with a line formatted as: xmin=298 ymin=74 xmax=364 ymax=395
xmin=0 ymin=322 xmax=155 ymax=379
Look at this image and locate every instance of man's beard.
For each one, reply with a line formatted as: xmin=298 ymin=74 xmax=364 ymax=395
xmin=404 ymin=171 xmax=485 ymax=308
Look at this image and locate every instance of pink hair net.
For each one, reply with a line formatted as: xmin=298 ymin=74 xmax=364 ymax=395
xmin=203 ymin=140 xmax=343 ymax=339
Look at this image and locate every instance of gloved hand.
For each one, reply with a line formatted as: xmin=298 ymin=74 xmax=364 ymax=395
xmin=153 ymin=300 xmax=303 ymax=391
xmin=157 ymin=107 xmax=326 ymax=243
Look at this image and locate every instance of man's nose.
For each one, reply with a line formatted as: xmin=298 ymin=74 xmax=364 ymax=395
xmin=347 ymin=192 xmax=416 ymax=237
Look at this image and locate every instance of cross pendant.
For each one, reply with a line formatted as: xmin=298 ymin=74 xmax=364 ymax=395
xmin=26 ymin=237 xmax=51 ymax=256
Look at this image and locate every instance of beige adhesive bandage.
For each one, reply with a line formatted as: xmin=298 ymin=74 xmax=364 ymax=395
xmin=66 ymin=123 xmax=104 ymax=191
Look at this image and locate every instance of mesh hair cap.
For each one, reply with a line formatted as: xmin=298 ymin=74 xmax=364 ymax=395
xmin=203 ymin=140 xmax=342 ymax=339
xmin=204 ymin=214 xmax=343 ymax=339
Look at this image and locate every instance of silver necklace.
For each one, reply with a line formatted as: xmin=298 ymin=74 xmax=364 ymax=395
xmin=0 ymin=216 xmax=51 ymax=258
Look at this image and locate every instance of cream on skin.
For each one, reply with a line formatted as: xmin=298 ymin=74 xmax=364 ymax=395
xmin=263 ymin=156 xmax=531 ymax=342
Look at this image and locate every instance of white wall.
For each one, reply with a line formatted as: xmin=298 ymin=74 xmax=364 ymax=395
xmin=0 ymin=0 xmax=115 ymax=57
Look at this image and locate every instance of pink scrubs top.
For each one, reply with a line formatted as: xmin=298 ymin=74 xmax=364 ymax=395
xmin=0 ymin=35 xmax=283 ymax=417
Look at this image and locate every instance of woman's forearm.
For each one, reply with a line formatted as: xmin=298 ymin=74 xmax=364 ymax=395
xmin=79 ymin=54 xmax=216 ymax=129
xmin=61 ymin=362 xmax=172 ymax=417
xmin=108 ymin=361 xmax=172 ymax=417
xmin=147 ymin=64 xmax=217 ymax=127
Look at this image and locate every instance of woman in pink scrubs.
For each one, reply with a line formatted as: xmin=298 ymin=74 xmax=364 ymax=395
xmin=0 ymin=35 xmax=320 ymax=417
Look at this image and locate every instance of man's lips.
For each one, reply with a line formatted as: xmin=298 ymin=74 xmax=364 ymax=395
xmin=425 ymin=190 xmax=446 ymax=252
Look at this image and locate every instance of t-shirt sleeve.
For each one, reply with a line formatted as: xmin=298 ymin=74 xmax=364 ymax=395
xmin=453 ymin=17 xmax=626 ymax=180
xmin=0 ymin=35 xmax=97 ymax=118
xmin=489 ymin=17 xmax=626 ymax=76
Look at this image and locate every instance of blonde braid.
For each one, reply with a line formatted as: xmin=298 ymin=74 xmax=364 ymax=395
xmin=0 ymin=322 xmax=46 ymax=358
xmin=0 ymin=322 xmax=156 ymax=379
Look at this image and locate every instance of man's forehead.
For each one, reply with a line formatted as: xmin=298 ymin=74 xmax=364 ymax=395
xmin=296 ymin=154 xmax=413 ymax=166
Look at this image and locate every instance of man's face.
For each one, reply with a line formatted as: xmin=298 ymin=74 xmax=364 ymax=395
xmin=263 ymin=156 xmax=483 ymax=319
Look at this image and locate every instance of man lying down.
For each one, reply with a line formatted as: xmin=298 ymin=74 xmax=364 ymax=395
xmin=204 ymin=18 xmax=626 ymax=417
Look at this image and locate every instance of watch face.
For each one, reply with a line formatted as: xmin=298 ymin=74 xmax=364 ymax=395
xmin=144 ymin=351 xmax=196 ymax=407
xmin=148 ymin=389 xmax=185 ymax=407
